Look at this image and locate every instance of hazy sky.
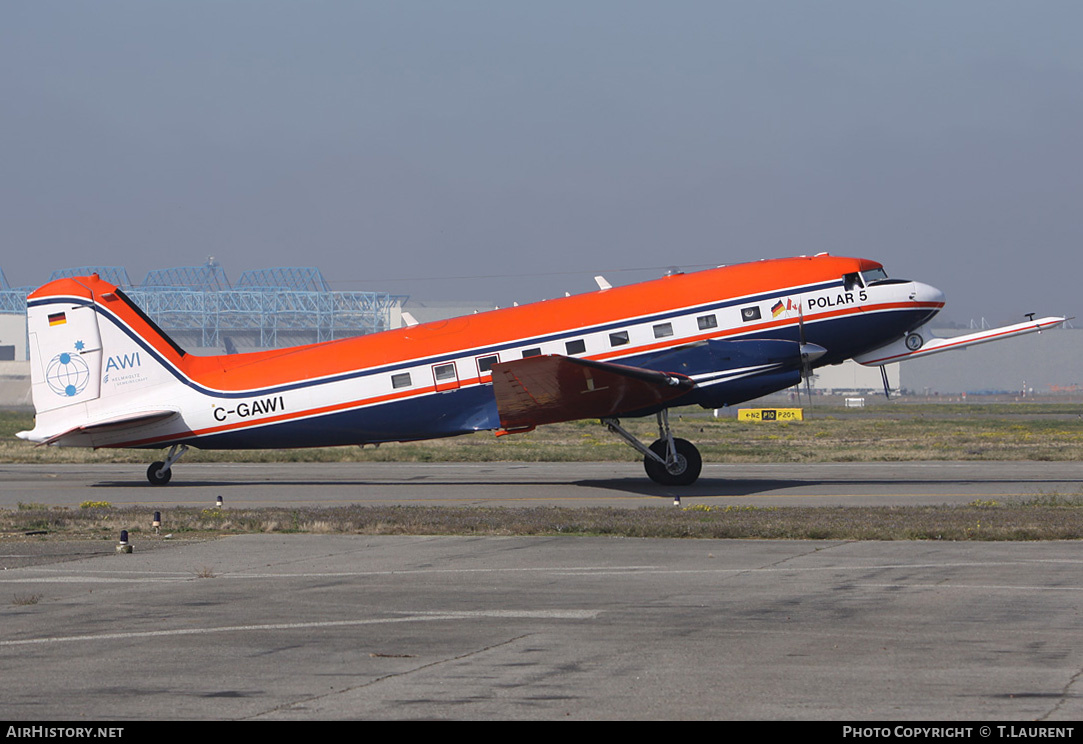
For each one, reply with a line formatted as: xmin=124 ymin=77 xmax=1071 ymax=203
xmin=2 ymin=2 xmax=1081 ymax=325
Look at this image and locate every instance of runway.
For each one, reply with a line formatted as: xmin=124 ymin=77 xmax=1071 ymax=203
xmin=2 ymin=460 xmax=1081 ymax=508
xmin=2 ymin=460 xmax=1082 ymax=720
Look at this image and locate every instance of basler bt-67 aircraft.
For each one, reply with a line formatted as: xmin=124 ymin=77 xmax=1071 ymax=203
xmin=17 ymin=254 xmax=1065 ymax=486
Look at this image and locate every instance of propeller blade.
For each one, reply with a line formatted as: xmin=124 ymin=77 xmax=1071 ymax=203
xmin=795 ymin=302 xmax=822 ymax=409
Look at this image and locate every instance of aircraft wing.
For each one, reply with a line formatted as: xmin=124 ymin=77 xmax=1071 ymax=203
xmin=490 ymin=355 xmax=694 ymax=430
xmin=854 ymin=316 xmax=1067 ymax=366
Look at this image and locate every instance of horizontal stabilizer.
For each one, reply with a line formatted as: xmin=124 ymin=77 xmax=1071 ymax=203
xmin=491 ymin=355 xmax=693 ymax=429
xmin=854 ymin=316 xmax=1067 ymax=366
xmin=19 ymin=410 xmax=178 ymax=446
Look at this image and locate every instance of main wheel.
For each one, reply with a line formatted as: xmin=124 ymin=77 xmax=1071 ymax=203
xmin=146 ymin=461 xmax=172 ymax=486
xmin=643 ymin=438 xmax=702 ymax=486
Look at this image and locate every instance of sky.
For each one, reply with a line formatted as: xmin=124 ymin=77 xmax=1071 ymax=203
xmin=2 ymin=1 xmax=1081 ymax=325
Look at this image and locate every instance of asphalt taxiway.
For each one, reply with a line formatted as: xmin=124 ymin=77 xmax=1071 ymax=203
xmin=2 ymin=460 xmax=1081 ymax=508
xmin=2 ymin=460 xmax=1082 ymax=720
xmin=1 ymin=535 xmax=1081 ymax=720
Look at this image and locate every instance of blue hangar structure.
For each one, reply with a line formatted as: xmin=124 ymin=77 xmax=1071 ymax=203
xmin=0 ymin=262 xmax=404 ymax=359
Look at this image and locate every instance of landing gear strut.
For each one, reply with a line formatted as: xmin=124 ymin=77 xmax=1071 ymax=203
xmin=146 ymin=444 xmax=189 ymax=486
xmin=603 ymin=410 xmax=703 ymax=486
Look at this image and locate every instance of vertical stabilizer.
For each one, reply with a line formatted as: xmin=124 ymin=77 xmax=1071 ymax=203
xmin=19 ymin=274 xmax=188 ymax=445
xmin=27 ymin=283 xmax=104 ymax=414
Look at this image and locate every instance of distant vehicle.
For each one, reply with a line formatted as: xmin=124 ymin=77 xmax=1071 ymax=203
xmin=17 ymin=254 xmax=1064 ymax=486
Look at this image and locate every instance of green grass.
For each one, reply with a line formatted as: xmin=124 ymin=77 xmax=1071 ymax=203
xmin=5 ymin=501 xmax=1083 ymax=541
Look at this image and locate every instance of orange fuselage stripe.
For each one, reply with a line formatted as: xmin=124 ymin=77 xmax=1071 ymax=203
xmin=29 ymin=256 xmax=886 ymax=394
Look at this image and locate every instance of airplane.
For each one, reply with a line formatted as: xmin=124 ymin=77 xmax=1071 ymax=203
xmin=16 ymin=254 xmax=1065 ymax=486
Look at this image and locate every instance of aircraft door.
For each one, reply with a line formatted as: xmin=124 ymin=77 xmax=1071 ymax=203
xmin=432 ymin=362 xmax=460 ymax=392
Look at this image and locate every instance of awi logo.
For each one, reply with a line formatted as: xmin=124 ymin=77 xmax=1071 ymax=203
xmin=103 ymin=352 xmax=142 ymax=385
xmin=105 ymin=352 xmax=141 ymax=373
xmin=46 ymin=353 xmax=91 ymax=398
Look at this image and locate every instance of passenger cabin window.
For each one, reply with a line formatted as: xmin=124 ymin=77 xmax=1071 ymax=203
xmin=476 ymin=354 xmax=499 ymax=374
xmin=609 ymin=330 xmax=630 ymax=347
xmin=653 ymin=323 xmax=673 ymax=339
xmin=391 ymin=373 xmax=412 ymax=389
xmin=565 ymin=339 xmax=586 ymax=355
xmin=522 ymin=348 xmax=542 ymax=358
xmin=697 ymin=314 xmax=717 ymax=330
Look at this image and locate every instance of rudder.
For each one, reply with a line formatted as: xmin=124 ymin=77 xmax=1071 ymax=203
xmin=27 ymin=286 xmax=104 ymax=414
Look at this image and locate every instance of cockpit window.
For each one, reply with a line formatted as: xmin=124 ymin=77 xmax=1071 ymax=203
xmin=861 ymin=268 xmax=888 ymax=285
xmin=843 ymin=272 xmax=864 ymax=291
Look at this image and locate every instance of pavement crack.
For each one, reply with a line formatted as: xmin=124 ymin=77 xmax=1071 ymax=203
xmin=1038 ymin=663 xmax=1083 ymax=721
xmin=757 ymin=541 xmax=847 ymax=572
xmin=247 ymin=633 xmax=533 ymax=718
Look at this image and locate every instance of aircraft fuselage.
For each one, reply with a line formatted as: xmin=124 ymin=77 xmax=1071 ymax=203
xmin=19 ymin=254 xmax=944 ymax=454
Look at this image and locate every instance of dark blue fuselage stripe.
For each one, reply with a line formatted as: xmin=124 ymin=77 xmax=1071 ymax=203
xmin=130 ymin=307 xmax=936 ymax=450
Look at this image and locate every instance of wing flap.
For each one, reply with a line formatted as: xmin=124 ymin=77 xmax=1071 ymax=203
xmin=490 ymin=355 xmax=693 ymax=429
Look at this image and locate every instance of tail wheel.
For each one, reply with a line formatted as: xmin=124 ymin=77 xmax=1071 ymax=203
xmin=644 ymin=438 xmax=702 ymax=486
xmin=146 ymin=462 xmax=172 ymax=486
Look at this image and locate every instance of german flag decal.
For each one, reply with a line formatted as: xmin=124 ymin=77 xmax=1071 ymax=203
xmin=48 ymin=312 xmax=67 ymax=327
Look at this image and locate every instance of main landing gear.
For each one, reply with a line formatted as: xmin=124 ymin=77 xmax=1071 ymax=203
xmin=603 ymin=409 xmax=703 ymax=486
xmin=146 ymin=444 xmax=189 ymax=486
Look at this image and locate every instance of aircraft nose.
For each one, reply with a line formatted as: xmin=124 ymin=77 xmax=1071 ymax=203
xmin=910 ymin=281 xmax=945 ymax=307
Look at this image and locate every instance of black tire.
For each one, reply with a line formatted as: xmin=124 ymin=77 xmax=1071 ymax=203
xmin=643 ymin=438 xmax=702 ymax=486
xmin=147 ymin=461 xmax=172 ymax=486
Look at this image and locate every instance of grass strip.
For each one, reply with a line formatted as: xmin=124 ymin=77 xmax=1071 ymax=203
xmin=5 ymin=499 xmax=1083 ymax=542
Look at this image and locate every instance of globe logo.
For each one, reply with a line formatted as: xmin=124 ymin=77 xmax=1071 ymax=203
xmin=46 ymin=353 xmax=91 ymax=398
